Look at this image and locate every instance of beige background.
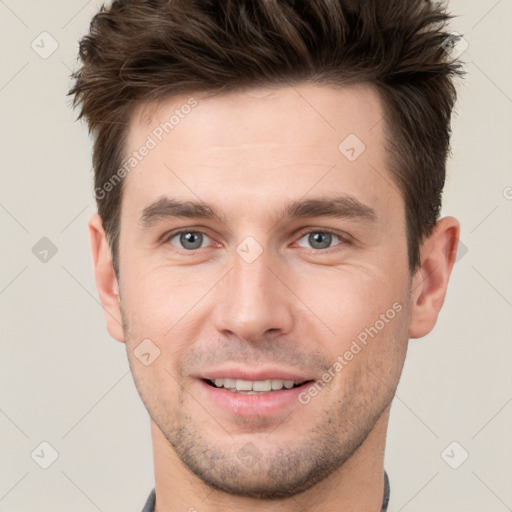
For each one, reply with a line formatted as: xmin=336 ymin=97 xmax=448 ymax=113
xmin=1 ymin=1 xmax=511 ymax=510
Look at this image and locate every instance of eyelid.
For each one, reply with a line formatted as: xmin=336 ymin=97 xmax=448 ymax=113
xmin=161 ymin=225 xmax=213 ymax=241
xmin=294 ymin=226 xmax=350 ymax=239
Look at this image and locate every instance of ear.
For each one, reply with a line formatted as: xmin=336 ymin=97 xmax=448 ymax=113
xmin=409 ymin=216 xmax=460 ymax=339
xmin=88 ymin=213 xmax=125 ymax=343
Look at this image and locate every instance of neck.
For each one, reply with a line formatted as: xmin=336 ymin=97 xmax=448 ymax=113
xmin=150 ymin=405 xmax=390 ymax=512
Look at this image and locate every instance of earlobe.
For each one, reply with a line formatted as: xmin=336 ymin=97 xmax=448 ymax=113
xmin=408 ymin=216 xmax=460 ymax=339
xmin=88 ymin=213 xmax=125 ymax=343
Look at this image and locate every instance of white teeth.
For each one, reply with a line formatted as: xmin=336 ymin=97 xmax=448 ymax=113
xmin=252 ymin=380 xmax=272 ymax=392
xmin=271 ymin=379 xmax=284 ymax=390
xmin=235 ymin=379 xmax=253 ymax=391
xmin=223 ymin=378 xmax=236 ymax=389
xmin=211 ymin=378 xmax=303 ymax=392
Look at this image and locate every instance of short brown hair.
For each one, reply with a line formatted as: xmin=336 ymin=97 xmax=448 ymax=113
xmin=68 ymin=0 xmax=464 ymax=277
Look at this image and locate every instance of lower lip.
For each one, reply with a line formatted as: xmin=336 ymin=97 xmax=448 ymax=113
xmin=197 ymin=379 xmax=310 ymax=417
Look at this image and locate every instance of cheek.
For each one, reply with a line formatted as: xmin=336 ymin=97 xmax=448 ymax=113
xmin=127 ymin=352 xmax=182 ymax=420
xmin=294 ymin=264 xmax=403 ymax=345
xmin=120 ymin=263 xmax=190 ymax=323
xmin=120 ymin=265 xmax=216 ymax=370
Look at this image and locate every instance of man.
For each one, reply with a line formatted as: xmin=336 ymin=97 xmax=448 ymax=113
xmin=69 ymin=0 xmax=464 ymax=510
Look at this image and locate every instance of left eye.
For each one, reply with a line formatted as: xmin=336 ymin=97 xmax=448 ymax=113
xmin=296 ymin=231 xmax=344 ymax=250
xmin=168 ymin=231 xmax=212 ymax=250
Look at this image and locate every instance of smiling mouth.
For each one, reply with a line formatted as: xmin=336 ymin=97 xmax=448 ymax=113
xmin=204 ymin=378 xmax=313 ymax=394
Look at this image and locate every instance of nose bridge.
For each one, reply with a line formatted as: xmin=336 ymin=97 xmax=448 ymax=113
xmin=213 ymin=239 xmax=293 ymax=341
xmin=232 ymin=247 xmax=269 ymax=307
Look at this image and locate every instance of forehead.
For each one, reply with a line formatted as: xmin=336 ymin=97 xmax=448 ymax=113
xmin=129 ymin=83 xmax=385 ymax=151
xmin=121 ymin=83 xmax=400 ymax=222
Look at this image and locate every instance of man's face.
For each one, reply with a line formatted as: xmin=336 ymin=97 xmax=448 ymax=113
xmin=116 ymin=84 xmax=414 ymax=498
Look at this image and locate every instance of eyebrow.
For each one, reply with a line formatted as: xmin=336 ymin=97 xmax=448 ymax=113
xmin=139 ymin=195 xmax=377 ymax=228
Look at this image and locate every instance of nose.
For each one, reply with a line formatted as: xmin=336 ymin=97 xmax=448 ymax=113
xmin=212 ymin=245 xmax=294 ymax=344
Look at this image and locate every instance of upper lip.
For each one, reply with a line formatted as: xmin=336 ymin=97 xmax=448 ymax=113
xmin=196 ymin=367 xmax=314 ymax=383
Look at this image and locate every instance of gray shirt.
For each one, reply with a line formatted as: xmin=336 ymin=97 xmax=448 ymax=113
xmin=141 ymin=470 xmax=390 ymax=511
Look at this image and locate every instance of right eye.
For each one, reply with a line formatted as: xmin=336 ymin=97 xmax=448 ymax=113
xmin=165 ymin=230 xmax=213 ymax=251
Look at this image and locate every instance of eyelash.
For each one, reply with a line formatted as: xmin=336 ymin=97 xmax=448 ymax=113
xmin=163 ymin=227 xmax=350 ymax=254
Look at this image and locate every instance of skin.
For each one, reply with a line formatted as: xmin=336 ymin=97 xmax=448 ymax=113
xmin=89 ymin=83 xmax=459 ymax=512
